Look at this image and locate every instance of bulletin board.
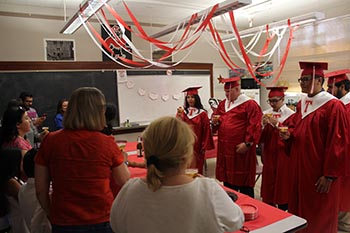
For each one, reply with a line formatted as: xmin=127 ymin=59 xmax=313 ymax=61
xmin=118 ymin=70 xmax=212 ymax=125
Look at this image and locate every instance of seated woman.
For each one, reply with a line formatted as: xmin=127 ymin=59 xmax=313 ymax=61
xmin=35 ymin=87 xmax=130 ymax=233
xmin=54 ymin=98 xmax=68 ymax=130
xmin=110 ymin=116 xmax=244 ymax=233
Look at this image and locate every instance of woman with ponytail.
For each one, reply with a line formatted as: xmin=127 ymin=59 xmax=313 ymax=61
xmin=110 ymin=116 xmax=243 ymax=233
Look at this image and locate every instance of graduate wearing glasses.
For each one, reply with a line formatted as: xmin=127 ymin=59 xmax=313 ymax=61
xmin=260 ymin=86 xmax=294 ymax=211
xmin=280 ymin=62 xmax=349 ymax=233
xmin=325 ymin=69 xmax=350 ymax=232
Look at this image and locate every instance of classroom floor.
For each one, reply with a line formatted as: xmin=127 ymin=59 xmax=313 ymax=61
xmin=203 ymin=157 xmax=349 ymax=233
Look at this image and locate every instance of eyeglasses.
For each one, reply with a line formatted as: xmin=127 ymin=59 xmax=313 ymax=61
xmin=267 ymin=98 xmax=282 ymax=104
xmin=297 ymin=76 xmax=313 ymax=83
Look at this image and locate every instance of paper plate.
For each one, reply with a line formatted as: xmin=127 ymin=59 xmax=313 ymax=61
xmin=240 ymin=203 xmax=259 ymax=221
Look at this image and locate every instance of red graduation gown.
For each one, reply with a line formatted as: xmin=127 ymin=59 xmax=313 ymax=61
xmin=288 ymin=93 xmax=349 ymax=233
xmin=339 ymin=95 xmax=350 ymax=211
xmin=181 ymin=109 xmax=214 ymax=174
xmin=214 ymin=96 xmax=262 ymax=187
xmin=260 ymin=105 xmax=294 ymax=205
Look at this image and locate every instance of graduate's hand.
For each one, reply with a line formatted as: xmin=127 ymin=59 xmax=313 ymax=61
xmin=315 ymin=176 xmax=333 ymax=193
xmin=236 ymin=142 xmax=249 ymax=154
xmin=262 ymin=115 xmax=269 ymax=126
xmin=34 ymin=114 xmax=47 ymax=127
xmin=176 ymin=107 xmax=184 ymax=118
xmin=279 ymin=129 xmax=290 ymax=140
xmin=268 ymin=116 xmax=278 ymax=126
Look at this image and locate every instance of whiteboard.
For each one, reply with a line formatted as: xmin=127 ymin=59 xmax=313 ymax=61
xmin=118 ymin=73 xmax=211 ymax=125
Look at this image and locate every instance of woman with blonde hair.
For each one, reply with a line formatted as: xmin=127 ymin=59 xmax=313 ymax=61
xmin=110 ymin=116 xmax=243 ymax=233
xmin=35 ymin=87 xmax=130 ymax=233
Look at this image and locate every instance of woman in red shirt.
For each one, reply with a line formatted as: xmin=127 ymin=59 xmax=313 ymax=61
xmin=35 ymin=87 xmax=130 ymax=233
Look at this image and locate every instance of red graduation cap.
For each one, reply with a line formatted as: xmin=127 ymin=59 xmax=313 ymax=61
xmin=266 ymin=86 xmax=288 ymax=98
xmin=218 ymin=75 xmax=240 ymax=89
xmin=182 ymin=86 xmax=202 ymax=96
xmin=325 ymin=69 xmax=350 ymax=85
xmin=299 ymin=61 xmax=328 ymax=77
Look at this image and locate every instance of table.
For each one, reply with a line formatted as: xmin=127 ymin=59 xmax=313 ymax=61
xmin=122 ymin=142 xmax=307 ymax=233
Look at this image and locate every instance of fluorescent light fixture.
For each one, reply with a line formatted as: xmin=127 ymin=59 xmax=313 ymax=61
xmin=60 ymin=0 xmax=110 ymax=34
xmin=150 ymin=0 xmax=252 ymax=38
xmin=222 ymin=12 xmax=325 ymax=42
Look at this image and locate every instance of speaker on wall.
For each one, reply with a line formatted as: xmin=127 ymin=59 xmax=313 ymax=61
xmin=241 ymin=78 xmax=259 ymax=89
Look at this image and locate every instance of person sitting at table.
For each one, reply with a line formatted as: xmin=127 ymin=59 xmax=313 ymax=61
xmin=176 ymin=86 xmax=214 ymax=174
xmin=35 ymin=87 xmax=130 ymax=233
xmin=110 ymin=116 xmax=244 ymax=233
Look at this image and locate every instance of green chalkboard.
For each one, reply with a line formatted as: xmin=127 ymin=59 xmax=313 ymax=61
xmin=0 ymin=71 xmax=119 ymax=130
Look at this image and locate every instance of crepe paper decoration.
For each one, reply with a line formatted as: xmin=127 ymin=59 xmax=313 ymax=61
xmin=82 ymin=0 xmax=214 ymax=69
xmin=138 ymin=88 xmax=146 ymax=96
xmin=161 ymin=94 xmax=170 ymax=102
xmin=227 ymin=11 xmax=295 ymax=87
xmin=126 ymin=80 xmax=135 ymax=89
xmin=172 ymin=93 xmax=182 ymax=100
xmin=149 ymin=92 xmax=159 ymax=100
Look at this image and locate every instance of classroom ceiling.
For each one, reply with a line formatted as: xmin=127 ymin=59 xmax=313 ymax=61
xmin=0 ymin=0 xmax=349 ymax=31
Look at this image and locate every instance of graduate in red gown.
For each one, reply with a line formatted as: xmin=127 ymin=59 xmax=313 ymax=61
xmin=212 ymin=77 xmax=262 ymax=198
xmin=280 ymin=62 xmax=349 ymax=233
xmin=177 ymin=86 xmax=214 ymax=174
xmin=326 ymin=69 xmax=350 ymax=232
xmin=259 ymin=86 xmax=294 ymax=211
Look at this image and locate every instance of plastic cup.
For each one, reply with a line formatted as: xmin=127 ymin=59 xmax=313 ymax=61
xmin=279 ymin=126 xmax=288 ymax=132
xmin=212 ymin=115 xmax=220 ymax=121
xmin=116 ymin=140 xmax=127 ymax=151
xmin=185 ymin=168 xmax=198 ymax=178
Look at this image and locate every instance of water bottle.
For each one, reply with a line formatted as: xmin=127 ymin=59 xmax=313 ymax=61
xmin=136 ymin=136 xmax=143 ymax=157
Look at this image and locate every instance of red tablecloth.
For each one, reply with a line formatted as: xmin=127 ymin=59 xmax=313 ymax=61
xmin=123 ymin=138 xmax=218 ymax=160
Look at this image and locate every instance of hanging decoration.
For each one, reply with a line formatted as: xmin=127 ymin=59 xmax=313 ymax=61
xmin=126 ymin=80 xmax=135 ymax=89
xmin=138 ymin=88 xmax=146 ymax=96
xmin=78 ymin=0 xmax=299 ymax=86
xmin=172 ymin=93 xmax=182 ymax=100
xmin=205 ymin=12 xmax=297 ymax=87
xmin=161 ymin=94 xmax=170 ymax=102
xmin=148 ymin=92 xmax=159 ymax=100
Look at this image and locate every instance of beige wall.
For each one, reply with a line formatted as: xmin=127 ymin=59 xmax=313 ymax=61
xmin=1 ymin=13 xmax=349 ymax=106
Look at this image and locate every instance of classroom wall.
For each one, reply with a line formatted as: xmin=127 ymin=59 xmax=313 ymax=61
xmin=0 ymin=10 xmax=349 ymax=108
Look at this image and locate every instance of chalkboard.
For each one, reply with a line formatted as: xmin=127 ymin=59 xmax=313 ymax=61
xmin=0 ymin=71 xmax=119 ymax=130
xmin=118 ymin=70 xmax=211 ymax=125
